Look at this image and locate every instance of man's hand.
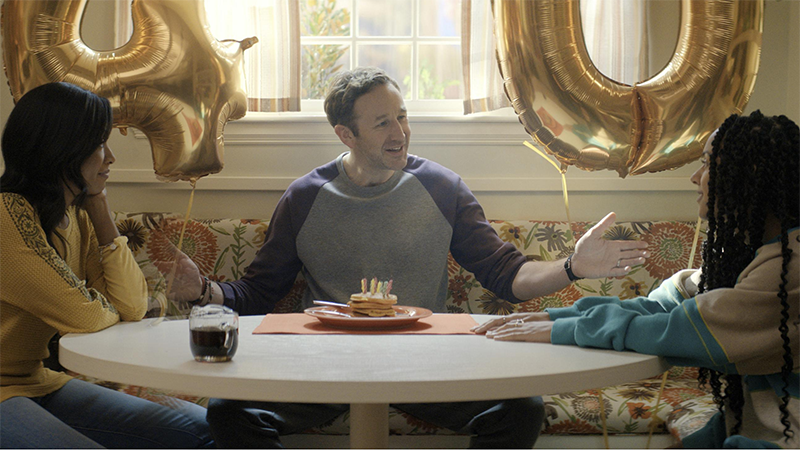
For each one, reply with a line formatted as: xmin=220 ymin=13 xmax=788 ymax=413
xmin=571 ymin=212 xmax=649 ymax=279
xmin=164 ymin=247 xmax=204 ymax=304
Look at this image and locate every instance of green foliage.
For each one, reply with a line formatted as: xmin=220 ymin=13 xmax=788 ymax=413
xmin=210 ymin=223 xmax=254 ymax=280
xmin=301 ymin=0 xmax=351 ymax=99
xmin=524 ymin=223 xmax=539 ymax=250
xmin=403 ymin=60 xmax=460 ymax=100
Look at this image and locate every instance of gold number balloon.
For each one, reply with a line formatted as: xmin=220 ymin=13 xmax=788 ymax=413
xmin=2 ymin=0 xmax=258 ymax=182
xmin=493 ymin=0 xmax=762 ymax=177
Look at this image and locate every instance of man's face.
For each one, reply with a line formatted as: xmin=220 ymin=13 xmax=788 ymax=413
xmin=343 ymin=83 xmax=411 ymax=180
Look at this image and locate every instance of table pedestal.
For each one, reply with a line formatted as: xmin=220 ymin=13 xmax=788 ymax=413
xmin=350 ymin=403 xmax=389 ymax=448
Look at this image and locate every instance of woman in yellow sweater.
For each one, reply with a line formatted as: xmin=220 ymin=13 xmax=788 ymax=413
xmin=0 ymin=83 xmax=213 ymax=448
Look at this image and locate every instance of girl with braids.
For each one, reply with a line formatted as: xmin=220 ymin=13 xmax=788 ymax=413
xmin=0 ymin=82 xmax=213 ymax=448
xmin=474 ymin=111 xmax=799 ymax=448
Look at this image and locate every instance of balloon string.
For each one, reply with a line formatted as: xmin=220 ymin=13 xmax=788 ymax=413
xmin=523 ymin=141 xmax=572 ymax=230
xmin=647 ymin=371 xmax=670 ymax=448
xmin=151 ymin=180 xmax=197 ymax=326
xmin=560 ymin=172 xmax=572 ymax=226
xmin=524 ymin=140 xmax=561 ymax=171
xmin=644 ymin=218 xmax=703 ymax=439
xmin=598 ymin=389 xmax=609 ymax=449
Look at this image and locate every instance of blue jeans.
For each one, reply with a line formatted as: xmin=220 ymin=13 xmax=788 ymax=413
xmin=206 ymin=397 xmax=544 ymax=448
xmin=0 ymin=379 xmax=214 ymax=448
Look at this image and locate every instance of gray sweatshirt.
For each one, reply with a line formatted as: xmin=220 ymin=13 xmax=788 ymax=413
xmin=220 ymin=153 xmax=527 ymax=315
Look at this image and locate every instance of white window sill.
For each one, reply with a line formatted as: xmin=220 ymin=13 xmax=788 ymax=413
xmin=235 ymin=106 xmax=520 ymax=123
xmin=133 ymin=106 xmax=526 ymax=145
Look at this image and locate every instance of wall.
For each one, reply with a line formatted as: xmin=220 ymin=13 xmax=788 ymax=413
xmin=2 ymin=0 xmax=798 ymax=223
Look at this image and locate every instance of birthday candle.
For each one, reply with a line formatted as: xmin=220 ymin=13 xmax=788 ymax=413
xmin=370 ymin=277 xmax=377 ymax=294
xmin=361 ymin=278 xmax=367 ymax=294
xmin=386 ymin=279 xmax=393 ymax=296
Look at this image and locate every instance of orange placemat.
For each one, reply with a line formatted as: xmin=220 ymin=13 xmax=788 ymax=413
xmin=253 ymin=313 xmax=479 ymax=335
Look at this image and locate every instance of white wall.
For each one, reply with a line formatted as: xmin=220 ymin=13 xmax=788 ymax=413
xmin=2 ymin=0 xmax=798 ymax=222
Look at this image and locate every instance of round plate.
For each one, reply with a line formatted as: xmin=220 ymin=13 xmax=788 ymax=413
xmin=304 ymin=306 xmax=433 ymax=330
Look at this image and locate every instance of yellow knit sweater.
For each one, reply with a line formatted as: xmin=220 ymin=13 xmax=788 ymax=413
xmin=1 ymin=193 xmax=148 ymax=402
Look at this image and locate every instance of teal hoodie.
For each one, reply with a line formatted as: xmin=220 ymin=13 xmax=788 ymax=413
xmin=547 ymin=228 xmax=799 ymax=448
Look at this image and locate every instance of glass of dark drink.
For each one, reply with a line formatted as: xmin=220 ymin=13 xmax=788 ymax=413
xmin=189 ymin=304 xmax=239 ymax=362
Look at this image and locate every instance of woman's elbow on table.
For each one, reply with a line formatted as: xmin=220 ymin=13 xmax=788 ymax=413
xmin=116 ymin=300 xmax=148 ymax=322
xmin=107 ymin=280 xmax=149 ymax=322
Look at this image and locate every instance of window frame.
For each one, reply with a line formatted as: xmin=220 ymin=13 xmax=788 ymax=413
xmin=300 ymin=0 xmax=464 ymax=113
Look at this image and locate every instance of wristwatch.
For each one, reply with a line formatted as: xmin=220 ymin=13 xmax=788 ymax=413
xmin=564 ymin=254 xmax=583 ymax=282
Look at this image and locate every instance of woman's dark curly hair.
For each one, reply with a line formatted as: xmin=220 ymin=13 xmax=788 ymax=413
xmin=697 ymin=110 xmax=799 ymax=442
xmin=1 ymin=82 xmax=113 ymax=247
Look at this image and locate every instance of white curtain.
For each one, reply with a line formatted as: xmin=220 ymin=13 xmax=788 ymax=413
xmin=114 ymin=0 xmax=301 ymax=112
xmin=580 ymin=0 xmax=650 ymax=86
xmin=462 ymin=0 xmax=650 ymax=115
xmin=461 ymin=0 xmax=510 ymax=114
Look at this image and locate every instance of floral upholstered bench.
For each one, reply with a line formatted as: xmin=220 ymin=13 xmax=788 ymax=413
xmin=66 ymin=213 xmax=718 ymax=448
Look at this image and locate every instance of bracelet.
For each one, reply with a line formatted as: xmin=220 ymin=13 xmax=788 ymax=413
xmin=188 ymin=276 xmax=210 ymax=306
xmin=564 ymin=254 xmax=584 ymax=282
xmin=98 ymin=242 xmax=118 ymax=252
xmin=98 ymin=241 xmax=118 ymax=263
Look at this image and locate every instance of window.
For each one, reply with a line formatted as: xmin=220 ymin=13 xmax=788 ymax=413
xmin=114 ymin=0 xmax=649 ymax=117
xmin=197 ymin=0 xmax=463 ymax=113
xmin=300 ymin=0 xmax=462 ymax=111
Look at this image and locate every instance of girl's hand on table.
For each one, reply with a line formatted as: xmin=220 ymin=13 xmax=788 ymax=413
xmin=485 ymin=321 xmax=554 ymax=343
xmin=471 ymin=312 xmax=550 ymax=334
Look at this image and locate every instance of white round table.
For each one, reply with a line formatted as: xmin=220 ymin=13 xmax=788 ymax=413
xmin=60 ymin=315 xmax=669 ymax=448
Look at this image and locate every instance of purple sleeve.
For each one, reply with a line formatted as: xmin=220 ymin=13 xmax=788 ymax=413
xmin=220 ymin=163 xmax=338 ymax=315
xmin=407 ymin=157 xmax=527 ymax=302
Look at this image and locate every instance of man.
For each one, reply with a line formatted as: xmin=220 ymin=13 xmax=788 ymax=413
xmin=173 ymin=67 xmax=648 ymax=448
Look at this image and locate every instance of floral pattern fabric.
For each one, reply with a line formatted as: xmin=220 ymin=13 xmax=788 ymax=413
xmin=68 ymin=213 xmax=716 ymax=440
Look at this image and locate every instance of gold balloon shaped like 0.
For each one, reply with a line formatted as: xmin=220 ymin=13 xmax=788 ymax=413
xmin=493 ymin=0 xmax=762 ymax=177
xmin=2 ymin=0 xmax=258 ymax=182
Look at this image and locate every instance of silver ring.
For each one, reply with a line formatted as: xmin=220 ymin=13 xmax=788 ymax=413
xmin=502 ymin=317 xmax=507 ymax=323
xmin=512 ymin=319 xmax=524 ymax=327
xmin=616 ymin=260 xmax=621 ymax=268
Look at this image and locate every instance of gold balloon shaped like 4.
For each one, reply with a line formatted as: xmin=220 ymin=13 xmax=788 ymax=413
xmin=2 ymin=0 xmax=258 ymax=182
xmin=493 ymin=0 xmax=762 ymax=177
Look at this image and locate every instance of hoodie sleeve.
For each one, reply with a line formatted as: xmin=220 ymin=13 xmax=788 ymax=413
xmin=550 ymin=238 xmax=799 ymax=375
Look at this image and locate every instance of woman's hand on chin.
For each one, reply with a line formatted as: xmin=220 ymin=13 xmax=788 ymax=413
xmin=82 ymin=188 xmax=109 ymax=209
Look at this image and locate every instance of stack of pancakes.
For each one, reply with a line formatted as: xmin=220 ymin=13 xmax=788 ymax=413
xmin=348 ymin=293 xmax=397 ymax=317
xmin=348 ymin=278 xmax=397 ymax=317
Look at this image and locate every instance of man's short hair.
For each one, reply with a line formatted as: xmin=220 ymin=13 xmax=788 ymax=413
xmin=324 ymin=67 xmax=401 ymax=136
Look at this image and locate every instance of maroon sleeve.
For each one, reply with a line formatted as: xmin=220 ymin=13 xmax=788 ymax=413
xmin=220 ymin=161 xmax=340 ymax=315
xmin=405 ymin=156 xmax=527 ymax=302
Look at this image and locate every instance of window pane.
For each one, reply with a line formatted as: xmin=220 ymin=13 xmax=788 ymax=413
xmin=357 ymin=44 xmax=412 ymax=99
xmin=357 ymin=0 xmax=412 ymax=37
xmin=300 ymin=0 xmax=352 ymax=37
xmin=302 ymin=45 xmax=351 ymax=99
xmin=419 ymin=0 xmax=461 ymax=37
xmin=417 ymin=44 xmax=462 ymax=99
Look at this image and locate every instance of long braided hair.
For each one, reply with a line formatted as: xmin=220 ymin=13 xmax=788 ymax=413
xmin=697 ymin=111 xmax=799 ymax=441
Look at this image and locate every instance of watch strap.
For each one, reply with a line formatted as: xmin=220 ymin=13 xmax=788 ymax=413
xmin=564 ymin=254 xmax=583 ymax=281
